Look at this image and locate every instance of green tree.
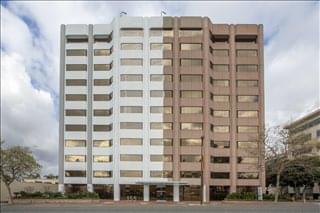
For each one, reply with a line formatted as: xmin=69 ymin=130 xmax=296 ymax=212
xmin=0 ymin=142 xmax=41 ymax=204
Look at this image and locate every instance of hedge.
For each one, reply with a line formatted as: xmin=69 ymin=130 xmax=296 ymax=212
xmin=17 ymin=191 xmax=99 ymax=199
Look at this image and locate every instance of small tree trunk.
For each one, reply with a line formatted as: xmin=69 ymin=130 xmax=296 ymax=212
xmin=274 ymin=172 xmax=281 ymax=202
xmin=302 ymin=186 xmax=306 ymax=203
xmin=4 ymin=183 xmax=13 ymax=204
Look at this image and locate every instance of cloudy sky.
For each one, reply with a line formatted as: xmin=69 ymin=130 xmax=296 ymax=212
xmin=1 ymin=1 xmax=319 ymax=175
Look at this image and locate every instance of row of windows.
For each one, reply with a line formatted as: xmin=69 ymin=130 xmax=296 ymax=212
xmin=210 ymin=125 xmax=259 ymax=133
xmin=211 ymin=172 xmax=259 ymax=179
xmin=65 ymin=94 xmax=112 ymax=101
xmin=119 ymin=29 xmax=203 ymax=38
xmin=211 ymin=156 xmax=258 ymax=164
xmin=65 ymin=109 xmax=112 ymax=116
xmin=65 ymin=125 xmax=112 ymax=132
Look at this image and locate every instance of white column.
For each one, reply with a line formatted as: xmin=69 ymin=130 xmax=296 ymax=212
xmin=173 ymin=185 xmax=179 ymax=202
xmin=58 ymin=184 xmax=65 ymax=193
xmin=87 ymin=184 xmax=93 ymax=192
xmin=143 ymin=185 xmax=150 ymax=201
xmin=203 ymin=184 xmax=207 ymax=203
xmin=114 ymin=184 xmax=120 ymax=201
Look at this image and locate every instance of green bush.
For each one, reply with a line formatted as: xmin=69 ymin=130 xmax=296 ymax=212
xmin=18 ymin=191 xmax=99 ymax=199
xmin=226 ymin=192 xmax=257 ymax=200
xmin=263 ymin=193 xmax=274 ymax=200
xmin=65 ymin=192 xmax=99 ymax=199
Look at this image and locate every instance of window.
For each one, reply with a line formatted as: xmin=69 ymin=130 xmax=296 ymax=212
xmin=120 ymin=170 xmax=142 ymax=177
xmin=94 ymin=94 xmax=112 ymax=101
xmin=150 ymin=122 xmax=173 ymax=130
xmin=93 ymin=125 xmax=112 ymax=131
xmin=94 ymin=64 xmax=112 ymax=71
xmin=212 ymin=125 xmax=229 ymax=133
xmin=180 ymin=91 xmax=202 ymax=98
xmin=120 ymin=106 xmax=143 ymax=113
xmin=93 ymin=140 xmax=112 ymax=147
xmin=94 ymin=109 xmax=112 ymax=116
xmin=180 ymin=138 xmax=201 ymax=146
xmin=65 ymin=140 xmax=86 ymax=147
xmin=211 ymin=157 xmax=229 ymax=163
xmin=65 ymin=109 xmax=86 ymax=116
xmin=180 ymin=59 xmax=202 ymax=66
xmin=150 ymin=139 xmax=173 ymax=146
xmin=181 ymin=107 xmax=203 ymax=114
xmin=210 ymin=141 xmax=230 ymax=148
xmin=94 ymin=34 xmax=112 ymax=43
xmin=179 ymin=29 xmax=203 ymax=37
xmin=211 ymin=50 xmax=229 ymax=57
xmin=120 ymin=28 xmax=143 ymax=37
xmin=120 ymin=154 xmax=143 ymax=161
xmin=120 ymin=90 xmax=143 ymax=97
xmin=180 ymin=75 xmax=202 ymax=82
xmin=94 ymin=49 xmax=112 ymax=56
xmin=235 ymin=36 xmax=257 ymax=43
xmin=213 ymin=110 xmax=229 ymax=118
xmin=65 ymin=125 xmax=86 ymax=131
xmin=180 ymin=155 xmax=201 ymax=162
xmin=212 ymin=95 xmax=229 ymax=102
xmin=150 ymin=106 xmax=172 ymax=114
xmin=237 ymin=65 xmax=258 ymax=72
xmin=150 ymin=155 xmax=173 ymax=162
xmin=150 ymin=43 xmax=172 ymax=50
xmin=180 ymin=171 xmax=201 ymax=178
xmin=120 ymin=122 xmax=143 ymax=129
xmin=237 ymin=50 xmax=258 ymax=57
xmin=180 ymin=43 xmax=202 ymax=50
xmin=211 ymin=172 xmax=229 ymax=179
xmin=237 ymin=141 xmax=258 ymax=149
xmin=66 ymin=37 xmax=88 ymax=43
xmin=66 ymin=49 xmax=87 ymax=56
xmin=210 ymin=34 xmax=229 ymax=43
xmin=237 ymin=126 xmax=258 ymax=133
xmin=150 ymin=59 xmax=172 ymax=66
xmin=66 ymin=94 xmax=87 ymax=101
xmin=238 ymin=172 xmax=259 ymax=179
xmin=120 ymin=74 xmax=143 ymax=81
xmin=93 ymin=155 xmax=112 ymax=163
xmin=150 ymin=74 xmax=172 ymax=82
xmin=94 ymin=79 xmax=112 ymax=86
xmin=238 ymin=110 xmax=258 ymax=118
xmin=237 ymin=80 xmax=258 ymax=87
xmin=181 ymin=123 xmax=203 ymax=130
xmin=211 ymin=64 xmax=229 ymax=72
xmin=120 ymin=138 xmax=143 ymax=145
xmin=65 ymin=170 xmax=86 ymax=177
xmin=66 ymin=64 xmax=87 ymax=71
xmin=65 ymin=155 xmax=86 ymax=162
xmin=150 ymin=90 xmax=173 ymax=97
xmin=120 ymin=59 xmax=143 ymax=66
xmin=212 ymin=80 xmax=229 ymax=87
xmin=93 ymin=171 xmax=112 ymax=178
xmin=237 ymin=95 xmax=258 ymax=103
xmin=66 ymin=79 xmax=87 ymax=86
xmin=238 ymin=157 xmax=259 ymax=164
xmin=150 ymin=171 xmax=173 ymax=178
xmin=149 ymin=29 xmax=173 ymax=37
xmin=121 ymin=43 xmax=143 ymax=50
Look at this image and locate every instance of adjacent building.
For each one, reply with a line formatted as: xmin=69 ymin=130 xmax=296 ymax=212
xmin=59 ymin=16 xmax=265 ymax=202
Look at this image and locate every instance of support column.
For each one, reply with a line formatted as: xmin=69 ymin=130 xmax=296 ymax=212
xmin=143 ymin=185 xmax=150 ymax=201
xmin=87 ymin=184 xmax=93 ymax=192
xmin=58 ymin=184 xmax=64 ymax=193
xmin=203 ymin=184 xmax=209 ymax=203
xmin=173 ymin=185 xmax=179 ymax=202
xmin=114 ymin=184 xmax=120 ymax=201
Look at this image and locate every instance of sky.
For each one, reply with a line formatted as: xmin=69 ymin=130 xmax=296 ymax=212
xmin=1 ymin=1 xmax=319 ymax=175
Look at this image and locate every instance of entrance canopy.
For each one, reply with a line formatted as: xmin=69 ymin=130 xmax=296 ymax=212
xmin=136 ymin=181 xmax=188 ymax=186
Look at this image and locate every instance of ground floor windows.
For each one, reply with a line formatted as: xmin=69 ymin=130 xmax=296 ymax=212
xmin=150 ymin=185 xmax=173 ymax=201
xmin=120 ymin=184 xmax=143 ymax=200
xmin=180 ymin=185 xmax=200 ymax=201
xmin=210 ymin=186 xmax=230 ymax=200
xmin=93 ymin=184 xmax=113 ymax=199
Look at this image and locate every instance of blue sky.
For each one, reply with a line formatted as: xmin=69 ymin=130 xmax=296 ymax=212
xmin=1 ymin=1 xmax=319 ymax=175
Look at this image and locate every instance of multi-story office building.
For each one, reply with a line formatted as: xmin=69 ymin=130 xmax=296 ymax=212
xmin=59 ymin=16 xmax=265 ymax=202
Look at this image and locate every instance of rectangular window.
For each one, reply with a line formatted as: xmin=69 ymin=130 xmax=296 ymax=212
xmin=211 ymin=156 xmax=229 ymax=163
xmin=65 ymin=155 xmax=86 ymax=162
xmin=121 ymin=43 xmax=143 ymax=50
xmin=150 ymin=74 xmax=173 ymax=82
xmin=237 ymin=96 xmax=258 ymax=103
xmin=65 ymin=125 xmax=86 ymax=131
xmin=120 ymin=106 xmax=143 ymax=113
xmin=237 ymin=80 xmax=258 ymax=87
xmin=237 ymin=141 xmax=258 ymax=149
xmin=238 ymin=110 xmax=258 ymax=118
xmin=180 ymin=75 xmax=202 ymax=82
xmin=120 ymin=138 xmax=143 ymax=146
xmin=66 ymin=64 xmax=87 ymax=71
xmin=212 ymin=95 xmax=229 ymax=102
xmin=150 ymin=90 xmax=173 ymax=97
xmin=181 ymin=123 xmax=203 ymax=130
xmin=181 ymin=107 xmax=203 ymax=114
xmin=180 ymin=91 xmax=203 ymax=98
xmin=238 ymin=157 xmax=259 ymax=164
xmin=66 ymin=38 xmax=88 ymax=43
xmin=65 ymin=170 xmax=86 ymax=177
xmin=93 ymin=94 xmax=112 ymax=101
xmin=150 ymin=122 xmax=173 ymax=130
xmin=94 ymin=109 xmax=112 ymax=116
xmin=150 ymin=59 xmax=172 ymax=66
xmin=94 ymin=34 xmax=112 ymax=43
xmin=65 ymin=109 xmax=86 ymax=116
xmin=237 ymin=65 xmax=258 ymax=72
xmin=120 ymin=154 xmax=143 ymax=161
xmin=180 ymin=59 xmax=202 ymax=66
xmin=210 ymin=141 xmax=230 ymax=148
xmin=120 ymin=122 xmax=143 ymax=129
xmin=180 ymin=138 xmax=202 ymax=146
xmin=150 ymin=139 xmax=173 ymax=146
xmin=120 ymin=90 xmax=143 ymax=97
xmin=150 ymin=171 xmax=173 ymax=178
xmin=94 ymin=49 xmax=112 ymax=56
xmin=93 ymin=155 xmax=112 ymax=163
xmin=211 ymin=172 xmax=229 ymax=179
xmin=212 ymin=80 xmax=229 ymax=87
xmin=210 ymin=34 xmax=229 ymax=43
xmin=120 ymin=170 xmax=142 ymax=177
xmin=66 ymin=79 xmax=87 ymax=86
xmin=213 ymin=110 xmax=229 ymax=118
xmin=150 ymin=155 xmax=173 ymax=162
xmin=237 ymin=50 xmax=258 ymax=57
xmin=238 ymin=172 xmax=259 ymax=179
xmin=180 ymin=171 xmax=201 ymax=178
xmin=150 ymin=43 xmax=172 ymax=50
xmin=120 ymin=28 xmax=143 ymax=37
xmin=120 ymin=59 xmax=143 ymax=66
xmin=150 ymin=106 xmax=172 ymax=114
xmin=94 ymin=64 xmax=112 ymax=71
xmin=212 ymin=125 xmax=229 ymax=133
xmin=66 ymin=94 xmax=87 ymax=101
xmin=93 ymin=140 xmax=112 ymax=147
xmin=65 ymin=140 xmax=86 ymax=147
xmin=212 ymin=64 xmax=229 ymax=72
xmin=66 ymin=49 xmax=87 ymax=56
xmin=149 ymin=29 xmax=173 ymax=37
xmin=93 ymin=171 xmax=112 ymax=178
xmin=237 ymin=126 xmax=258 ymax=133
xmin=93 ymin=125 xmax=112 ymax=132
xmin=212 ymin=50 xmax=229 ymax=57
xmin=94 ymin=79 xmax=112 ymax=86
xmin=180 ymin=43 xmax=202 ymax=50
xmin=179 ymin=29 xmax=203 ymax=37
xmin=180 ymin=155 xmax=201 ymax=162
xmin=120 ymin=74 xmax=143 ymax=81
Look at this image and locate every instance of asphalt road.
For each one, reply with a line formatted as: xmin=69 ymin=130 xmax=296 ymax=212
xmin=1 ymin=202 xmax=320 ymax=213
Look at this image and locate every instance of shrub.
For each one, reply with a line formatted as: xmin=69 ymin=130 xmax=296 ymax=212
xmin=263 ymin=193 xmax=274 ymax=200
xmin=65 ymin=192 xmax=99 ymax=199
xmin=226 ymin=192 xmax=257 ymax=200
xmin=18 ymin=191 xmax=99 ymax=199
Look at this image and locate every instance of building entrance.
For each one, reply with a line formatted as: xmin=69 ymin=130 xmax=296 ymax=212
xmin=150 ymin=185 xmax=173 ymax=201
